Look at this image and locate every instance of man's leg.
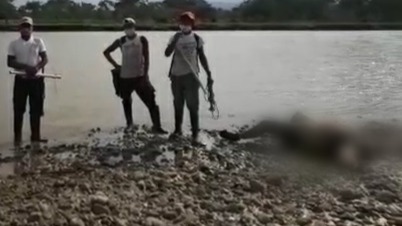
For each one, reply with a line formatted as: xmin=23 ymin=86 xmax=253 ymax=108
xmin=13 ymin=77 xmax=28 ymax=146
xmin=171 ymin=76 xmax=185 ymax=135
xmin=183 ymin=74 xmax=200 ymax=141
xmin=120 ymin=79 xmax=135 ymax=128
xmin=28 ymin=79 xmax=45 ymax=143
xmin=135 ymin=78 xmax=166 ymax=134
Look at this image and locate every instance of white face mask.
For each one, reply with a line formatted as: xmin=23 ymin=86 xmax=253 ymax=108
xmin=179 ymin=25 xmax=192 ymax=33
xmin=124 ymin=28 xmax=136 ymax=37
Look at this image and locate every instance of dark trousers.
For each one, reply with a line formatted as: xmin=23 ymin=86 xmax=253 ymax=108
xmin=171 ymin=73 xmax=200 ymax=135
xmin=13 ymin=77 xmax=45 ymax=142
xmin=120 ymin=76 xmax=162 ymax=128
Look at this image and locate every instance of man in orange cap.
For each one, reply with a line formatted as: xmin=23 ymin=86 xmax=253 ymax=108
xmin=165 ymin=11 xmax=213 ymax=144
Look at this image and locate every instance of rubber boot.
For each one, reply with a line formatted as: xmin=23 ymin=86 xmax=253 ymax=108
xmin=150 ymin=106 xmax=167 ymax=134
xmin=122 ymin=98 xmax=133 ymax=127
xmin=14 ymin=113 xmax=23 ymax=147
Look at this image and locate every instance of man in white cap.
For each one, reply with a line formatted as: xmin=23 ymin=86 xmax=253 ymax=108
xmin=103 ymin=18 xmax=167 ymax=134
xmin=7 ymin=17 xmax=48 ymax=147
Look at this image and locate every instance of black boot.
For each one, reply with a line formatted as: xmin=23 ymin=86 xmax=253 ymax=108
xmin=122 ymin=98 xmax=133 ymax=128
xmin=150 ymin=106 xmax=167 ymax=134
xmin=14 ymin=113 xmax=23 ymax=148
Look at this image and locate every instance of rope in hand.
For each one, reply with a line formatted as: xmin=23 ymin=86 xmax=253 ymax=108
xmin=177 ymin=48 xmax=220 ymax=120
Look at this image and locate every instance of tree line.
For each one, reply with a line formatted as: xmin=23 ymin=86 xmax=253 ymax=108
xmin=2 ymin=0 xmax=402 ymax=24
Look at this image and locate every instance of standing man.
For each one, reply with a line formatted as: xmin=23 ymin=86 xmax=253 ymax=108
xmin=7 ymin=17 xmax=48 ymax=148
xmin=103 ymin=18 xmax=167 ymax=134
xmin=165 ymin=12 xmax=213 ymax=144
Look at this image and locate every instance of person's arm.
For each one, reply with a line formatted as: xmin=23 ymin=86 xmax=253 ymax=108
xmin=36 ymin=39 xmax=48 ymax=72
xmin=197 ymin=37 xmax=212 ymax=83
xmin=198 ymin=47 xmax=212 ymax=81
xmin=103 ymin=39 xmax=120 ymax=68
xmin=140 ymin=36 xmax=149 ymax=77
xmin=7 ymin=56 xmax=29 ymax=70
xmin=164 ymin=33 xmax=181 ymax=57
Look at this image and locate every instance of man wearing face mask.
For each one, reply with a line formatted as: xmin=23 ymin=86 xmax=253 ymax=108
xmin=7 ymin=17 xmax=48 ymax=148
xmin=103 ymin=18 xmax=167 ymax=134
xmin=165 ymin=12 xmax=213 ymax=144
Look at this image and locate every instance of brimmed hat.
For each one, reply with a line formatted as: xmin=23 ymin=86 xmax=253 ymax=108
xmin=20 ymin=16 xmax=33 ymax=26
xmin=123 ymin=18 xmax=136 ymax=26
xmin=180 ymin=11 xmax=195 ymax=21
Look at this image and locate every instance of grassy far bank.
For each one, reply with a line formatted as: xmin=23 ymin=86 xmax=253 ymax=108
xmin=3 ymin=22 xmax=402 ymax=31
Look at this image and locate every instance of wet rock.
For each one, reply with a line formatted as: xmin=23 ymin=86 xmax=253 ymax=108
xmin=39 ymin=202 xmax=52 ymax=219
xmin=70 ymin=217 xmax=85 ymax=226
xmin=91 ymin=203 xmax=110 ymax=215
xmin=241 ymin=211 xmax=257 ymax=223
xmin=78 ymin=182 xmax=91 ymax=192
xmin=375 ymin=190 xmax=398 ymax=204
xmin=337 ymin=189 xmax=364 ymax=201
xmin=387 ymin=216 xmax=402 ymax=225
xmin=90 ymin=191 xmax=109 ymax=205
xmin=254 ymin=211 xmax=273 ymax=224
xmin=265 ymin=174 xmax=286 ymax=186
xmin=145 ymin=217 xmax=166 ymax=226
xmin=161 ymin=209 xmax=178 ymax=220
xmin=249 ymin=179 xmax=265 ymax=193
xmin=297 ymin=216 xmax=312 ymax=225
xmin=132 ymin=171 xmax=147 ymax=180
xmin=376 ymin=217 xmax=388 ymax=226
xmin=114 ymin=218 xmax=128 ymax=226
xmin=311 ymin=220 xmax=327 ymax=226
xmin=226 ymin=202 xmax=246 ymax=213
xmin=28 ymin=212 xmax=42 ymax=222
xmin=340 ymin=212 xmax=355 ymax=221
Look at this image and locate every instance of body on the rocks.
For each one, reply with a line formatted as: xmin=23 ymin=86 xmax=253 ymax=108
xmin=7 ymin=17 xmax=49 ymax=148
xmin=103 ymin=18 xmax=167 ymax=134
xmin=220 ymin=113 xmax=377 ymax=169
xmin=165 ymin=11 xmax=213 ymax=144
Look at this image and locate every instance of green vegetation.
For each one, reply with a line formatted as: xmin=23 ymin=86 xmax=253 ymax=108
xmin=2 ymin=0 xmax=402 ymax=30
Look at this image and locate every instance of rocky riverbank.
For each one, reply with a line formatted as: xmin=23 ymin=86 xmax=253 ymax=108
xmin=0 ymin=126 xmax=402 ymax=226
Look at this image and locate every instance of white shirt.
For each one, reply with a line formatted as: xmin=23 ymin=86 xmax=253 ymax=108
xmin=7 ymin=36 xmax=46 ymax=67
xmin=168 ymin=33 xmax=204 ymax=76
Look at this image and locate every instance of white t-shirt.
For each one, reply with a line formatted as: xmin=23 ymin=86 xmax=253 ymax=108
xmin=168 ymin=33 xmax=204 ymax=76
xmin=7 ymin=36 xmax=47 ymax=67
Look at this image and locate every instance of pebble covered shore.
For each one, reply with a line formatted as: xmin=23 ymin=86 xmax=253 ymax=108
xmin=0 ymin=126 xmax=402 ymax=226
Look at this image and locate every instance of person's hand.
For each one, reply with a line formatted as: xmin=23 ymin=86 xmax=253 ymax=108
xmin=25 ymin=66 xmax=38 ymax=77
xmin=114 ymin=64 xmax=121 ymax=70
xmin=207 ymin=73 xmax=213 ymax=87
xmin=172 ymin=32 xmax=182 ymax=44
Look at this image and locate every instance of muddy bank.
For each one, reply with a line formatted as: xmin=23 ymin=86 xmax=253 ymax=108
xmin=1 ymin=126 xmax=402 ymax=225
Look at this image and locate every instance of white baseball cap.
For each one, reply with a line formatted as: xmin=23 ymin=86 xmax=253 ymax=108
xmin=123 ymin=18 xmax=136 ymax=26
xmin=20 ymin=16 xmax=33 ymax=26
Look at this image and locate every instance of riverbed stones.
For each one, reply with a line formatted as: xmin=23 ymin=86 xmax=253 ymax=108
xmin=1 ymin=126 xmax=402 ymax=226
xmin=70 ymin=217 xmax=85 ymax=226
xmin=145 ymin=217 xmax=165 ymax=226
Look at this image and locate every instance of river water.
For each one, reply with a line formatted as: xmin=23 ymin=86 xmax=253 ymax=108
xmin=1 ymin=31 xmax=402 ymax=147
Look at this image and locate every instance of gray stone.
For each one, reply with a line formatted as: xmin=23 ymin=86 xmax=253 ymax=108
xmin=145 ymin=217 xmax=166 ymax=226
xmin=70 ymin=217 xmax=85 ymax=226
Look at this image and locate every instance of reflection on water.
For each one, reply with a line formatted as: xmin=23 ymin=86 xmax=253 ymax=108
xmin=1 ymin=31 xmax=402 ymax=148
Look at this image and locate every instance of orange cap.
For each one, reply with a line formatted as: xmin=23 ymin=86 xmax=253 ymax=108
xmin=180 ymin=11 xmax=195 ymax=21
